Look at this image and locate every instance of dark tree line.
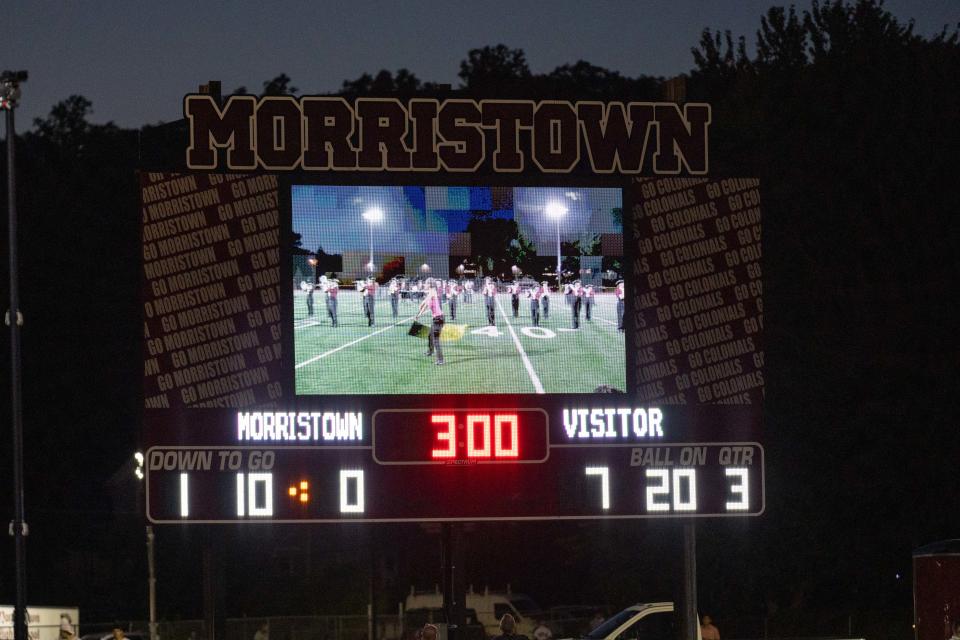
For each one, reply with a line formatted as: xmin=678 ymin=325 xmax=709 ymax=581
xmin=685 ymin=3 xmax=960 ymax=636
xmin=1 ymin=0 xmax=958 ymax=634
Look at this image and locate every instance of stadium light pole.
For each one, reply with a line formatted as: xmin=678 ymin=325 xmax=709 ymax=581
xmin=545 ymin=202 xmax=567 ymax=282
xmin=132 ymin=451 xmax=159 ymax=640
xmin=2 ymin=69 xmax=29 ymax=640
xmin=362 ymin=206 xmax=384 ymax=273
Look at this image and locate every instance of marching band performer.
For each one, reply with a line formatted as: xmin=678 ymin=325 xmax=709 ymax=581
xmin=300 ymin=280 xmax=315 ymax=316
xmin=510 ymin=280 xmax=521 ymax=318
xmin=362 ymin=276 xmax=378 ymax=326
xmin=388 ymin=278 xmax=400 ymax=319
xmin=615 ymin=279 xmax=625 ymax=331
xmin=464 ymin=280 xmax=474 ymax=303
xmin=446 ymin=279 xmax=460 ymax=321
xmin=583 ymin=284 xmax=595 ymax=321
xmin=483 ymin=277 xmax=497 ymax=326
xmin=416 ymin=278 xmax=445 ymax=366
xmin=527 ymin=285 xmax=541 ymax=326
xmin=540 ymin=281 xmax=550 ymax=319
xmin=570 ymin=280 xmax=583 ymax=329
xmin=564 ymin=282 xmax=574 ymax=307
xmin=323 ymin=277 xmax=339 ymax=327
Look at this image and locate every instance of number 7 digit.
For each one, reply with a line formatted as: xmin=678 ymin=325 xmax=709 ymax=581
xmin=585 ymin=466 xmax=610 ymax=510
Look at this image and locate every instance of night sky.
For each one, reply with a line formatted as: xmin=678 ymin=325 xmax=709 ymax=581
xmin=0 ymin=1 xmax=956 ymax=127
xmin=291 ymin=186 xmax=621 ymax=256
xmin=2 ymin=0 xmax=960 ymax=637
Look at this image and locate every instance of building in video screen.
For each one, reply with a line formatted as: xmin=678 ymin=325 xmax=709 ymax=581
xmin=291 ymin=185 xmax=625 ymax=395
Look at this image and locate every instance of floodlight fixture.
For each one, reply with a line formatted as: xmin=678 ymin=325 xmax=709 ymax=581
xmin=545 ymin=202 xmax=567 ymax=219
xmin=362 ymin=206 xmax=384 ymax=222
xmin=0 ymin=70 xmax=27 ymax=110
xmin=362 ymin=207 xmax=384 ymax=272
xmin=544 ymin=202 xmax=568 ymax=279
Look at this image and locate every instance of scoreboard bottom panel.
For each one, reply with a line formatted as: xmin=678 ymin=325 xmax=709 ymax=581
xmin=146 ymin=443 xmax=764 ymax=523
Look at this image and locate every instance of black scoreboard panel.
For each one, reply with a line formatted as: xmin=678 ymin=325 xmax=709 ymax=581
xmin=141 ymin=170 xmax=765 ymax=524
xmin=145 ymin=403 xmax=764 ymax=522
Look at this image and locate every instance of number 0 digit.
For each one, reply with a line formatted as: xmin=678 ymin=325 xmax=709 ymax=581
xmin=340 ymin=469 xmax=365 ymax=513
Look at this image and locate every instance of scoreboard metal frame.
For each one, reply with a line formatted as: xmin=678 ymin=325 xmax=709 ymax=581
xmin=142 ymin=165 xmax=765 ymax=525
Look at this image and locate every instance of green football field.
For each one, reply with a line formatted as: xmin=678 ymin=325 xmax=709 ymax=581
xmin=293 ymin=291 xmax=626 ymax=394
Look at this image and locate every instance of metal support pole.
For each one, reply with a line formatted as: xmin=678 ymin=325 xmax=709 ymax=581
xmin=682 ymin=522 xmax=698 ymax=640
xmin=555 ymin=221 xmax=561 ymax=280
xmin=369 ymin=529 xmax=378 ymax=640
xmin=442 ymin=523 xmax=453 ymax=628
xmin=4 ymin=74 xmax=28 ymax=640
xmin=202 ymin=532 xmax=225 ymax=640
xmin=147 ymin=526 xmax=158 ymax=640
xmin=203 ymin=541 xmax=215 ymax=640
xmin=441 ymin=524 xmax=465 ymax=640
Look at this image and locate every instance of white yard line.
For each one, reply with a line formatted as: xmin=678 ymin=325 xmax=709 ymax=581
xmin=596 ymin=317 xmax=618 ymax=326
xmin=295 ymin=314 xmax=417 ymax=369
xmin=294 ymin=319 xmax=323 ymax=329
xmin=494 ymin=297 xmax=545 ymax=394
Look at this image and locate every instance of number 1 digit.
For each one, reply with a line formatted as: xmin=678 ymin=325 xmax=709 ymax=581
xmin=179 ymin=473 xmax=189 ymax=518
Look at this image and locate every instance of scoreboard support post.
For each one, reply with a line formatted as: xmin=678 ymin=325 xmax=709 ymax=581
xmin=441 ymin=524 xmax=466 ymax=639
xmin=682 ymin=522 xmax=698 ymax=640
xmin=442 ymin=524 xmax=453 ymax=634
xmin=147 ymin=526 xmax=158 ymax=640
xmin=202 ymin=531 xmax=226 ymax=640
xmin=369 ymin=529 xmax=379 ymax=640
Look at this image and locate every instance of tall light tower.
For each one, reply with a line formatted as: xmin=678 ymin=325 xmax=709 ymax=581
xmin=2 ymin=68 xmax=29 ymax=640
xmin=362 ymin=206 xmax=383 ymax=274
xmin=545 ymin=202 xmax=567 ymax=282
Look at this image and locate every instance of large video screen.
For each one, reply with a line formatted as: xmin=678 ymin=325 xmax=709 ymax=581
xmin=291 ymin=185 xmax=626 ymax=395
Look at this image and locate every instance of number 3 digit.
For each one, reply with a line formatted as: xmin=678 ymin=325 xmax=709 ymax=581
xmin=431 ymin=414 xmax=456 ymax=458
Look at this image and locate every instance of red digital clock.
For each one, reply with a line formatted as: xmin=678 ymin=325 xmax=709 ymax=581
xmin=372 ymin=408 xmax=549 ymax=464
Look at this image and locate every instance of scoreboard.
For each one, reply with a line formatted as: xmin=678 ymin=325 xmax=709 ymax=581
xmin=141 ymin=93 xmax=765 ymax=525
xmin=146 ymin=403 xmax=763 ymax=522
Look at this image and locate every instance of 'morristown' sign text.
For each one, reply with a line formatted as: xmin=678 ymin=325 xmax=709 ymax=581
xmin=185 ymin=96 xmax=710 ymax=174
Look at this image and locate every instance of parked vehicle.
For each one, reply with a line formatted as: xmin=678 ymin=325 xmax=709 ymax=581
xmin=80 ymin=632 xmax=147 ymax=640
xmin=564 ymin=603 xmax=697 ymax=640
xmin=546 ymin=605 xmax=611 ymax=638
xmin=0 ymin=606 xmax=80 ymax=640
xmin=405 ymin=588 xmax=545 ymax=638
